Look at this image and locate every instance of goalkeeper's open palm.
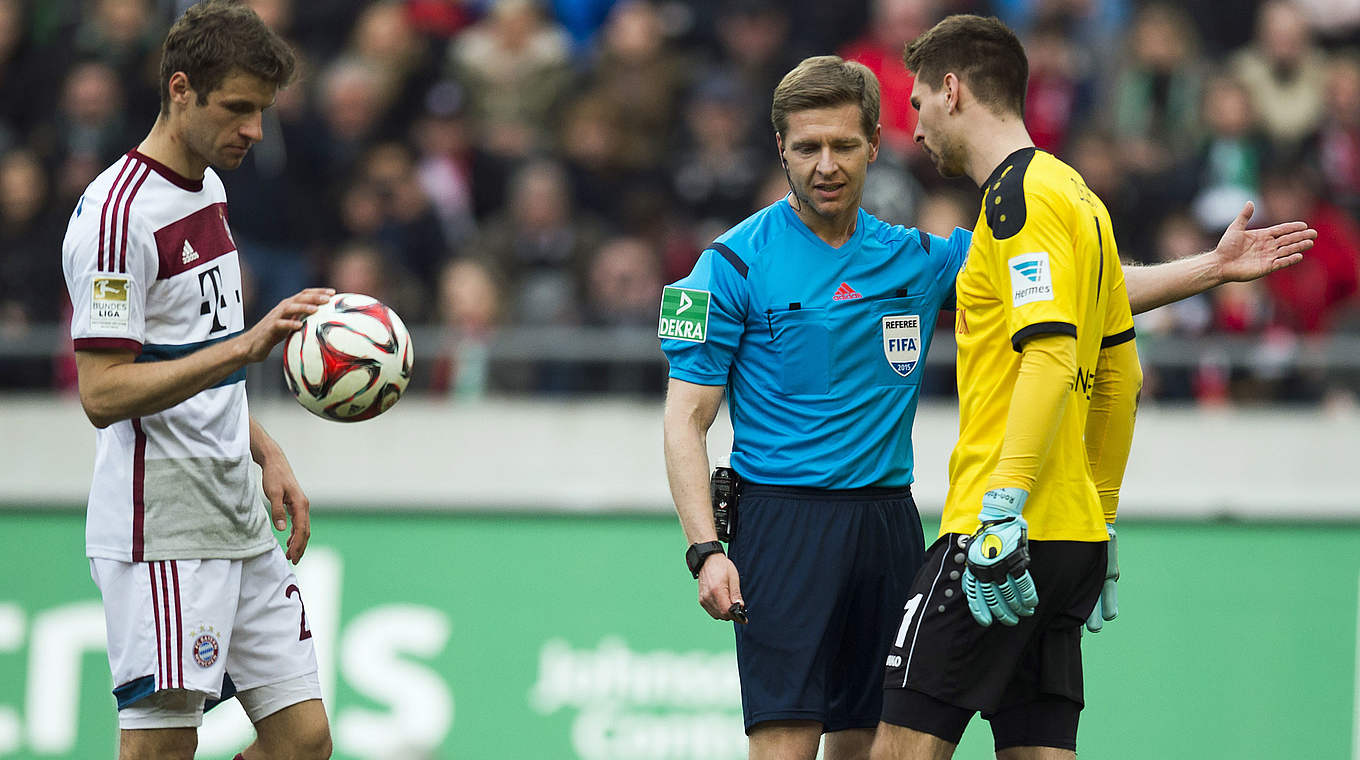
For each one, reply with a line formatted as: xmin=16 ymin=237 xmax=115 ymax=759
xmin=1213 ymin=201 xmax=1316 ymax=282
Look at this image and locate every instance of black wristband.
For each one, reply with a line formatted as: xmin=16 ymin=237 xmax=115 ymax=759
xmin=686 ymin=541 xmax=725 ymax=578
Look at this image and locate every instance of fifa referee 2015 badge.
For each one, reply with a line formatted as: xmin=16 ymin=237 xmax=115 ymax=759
xmin=882 ymin=314 xmax=922 ymax=377
xmin=658 ymin=286 xmax=710 ymax=343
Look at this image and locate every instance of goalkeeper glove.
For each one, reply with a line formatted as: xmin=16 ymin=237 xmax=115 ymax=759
xmin=1085 ymin=523 xmax=1119 ymax=633
xmin=963 ymin=488 xmax=1040 ymax=627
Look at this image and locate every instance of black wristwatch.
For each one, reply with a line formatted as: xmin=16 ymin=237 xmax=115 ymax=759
xmin=686 ymin=541 xmax=725 ymax=578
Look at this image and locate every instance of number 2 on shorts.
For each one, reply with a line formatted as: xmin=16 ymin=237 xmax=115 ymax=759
xmin=285 ymin=583 xmax=313 ymax=640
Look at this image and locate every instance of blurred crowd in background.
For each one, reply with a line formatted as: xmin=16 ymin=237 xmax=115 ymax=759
xmin=2 ymin=0 xmax=1360 ymax=405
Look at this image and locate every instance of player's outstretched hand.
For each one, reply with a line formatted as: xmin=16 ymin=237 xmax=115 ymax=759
xmin=963 ymin=488 xmax=1039 ymax=627
xmin=261 ymin=449 xmax=312 ymax=564
xmin=698 ymin=553 xmax=747 ymax=624
xmin=1212 ymin=201 xmax=1316 ymax=283
xmin=1085 ymin=524 xmax=1120 ymax=633
xmin=241 ymin=288 xmax=335 ymax=363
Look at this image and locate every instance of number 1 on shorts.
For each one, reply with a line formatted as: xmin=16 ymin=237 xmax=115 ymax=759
xmin=893 ymin=593 xmax=923 ymax=648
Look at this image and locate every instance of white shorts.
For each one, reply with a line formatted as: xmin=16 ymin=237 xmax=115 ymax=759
xmin=90 ymin=545 xmax=320 ymax=729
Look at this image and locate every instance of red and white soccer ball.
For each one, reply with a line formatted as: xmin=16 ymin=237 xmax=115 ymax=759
xmin=283 ymin=293 xmax=413 ymax=422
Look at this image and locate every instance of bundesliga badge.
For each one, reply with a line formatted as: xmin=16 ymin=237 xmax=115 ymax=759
xmin=882 ymin=314 xmax=921 ymax=377
xmin=90 ymin=276 xmax=130 ymax=332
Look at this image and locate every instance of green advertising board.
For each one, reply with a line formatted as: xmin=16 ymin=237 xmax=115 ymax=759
xmin=0 ymin=511 xmax=1355 ymax=759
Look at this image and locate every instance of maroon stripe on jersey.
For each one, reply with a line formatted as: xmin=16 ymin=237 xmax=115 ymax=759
xmin=131 ymin=419 xmax=146 ymax=561
xmin=105 ymin=163 xmax=145 ymax=277
xmin=158 ymin=563 xmax=174 ymax=688
xmin=98 ymin=158 xmax=134 ymax=272
xmin=170 ymin=561 xmax=184 ymax=687
xmin=119 ymin=164 xmax=152 ymax=274
xmin=154 ymin=202 xmax=235 ymax=279
xmin=129 ymin=149 xmax=204 ymax=192
xmin=148 ymin=562 xmax=163 ymax=689
xmin=73 ymin=337 xmax=143 ymax=356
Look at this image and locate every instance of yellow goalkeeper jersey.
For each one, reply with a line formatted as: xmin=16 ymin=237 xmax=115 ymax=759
xmin=941 ymin=147 xmax=1135 ymax=542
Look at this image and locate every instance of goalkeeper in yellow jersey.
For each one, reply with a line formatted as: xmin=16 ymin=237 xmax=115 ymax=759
xmin=871 ymin=14 xmax=1318 ymax=760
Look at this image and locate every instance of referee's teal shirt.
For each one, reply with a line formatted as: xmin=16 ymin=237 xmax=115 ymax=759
xmin=661 ymin=198 xmax=971 ymax=488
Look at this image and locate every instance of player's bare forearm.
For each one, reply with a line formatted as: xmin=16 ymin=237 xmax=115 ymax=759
xmin=249 ymin=417 xmax=301 ymax=503
xmin=1123 ymin=253 xmax=1221 ymax=315
xmin=250 ymin=415 xmax=312 ymax=561
xmin=75 ymin=340 xmax=253 ymax=428
xmin=74 ymin=289 xmax=332 ymax=428
xmin=662 ymin=379 xmax=724 ymax=544
xmin=249 ymin=415 xmax=283 ymax=466
xmin=1124 ymin=201 xmax=1316 ymax=314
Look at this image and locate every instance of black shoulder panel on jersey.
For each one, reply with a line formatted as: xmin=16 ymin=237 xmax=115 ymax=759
xmin=983 ymin=148 xmax=1037 ymax=241
xmin=709 ymin=242 xmax=747 ymax=278
xmin=917 ymin=228 xmax=931 ymax=253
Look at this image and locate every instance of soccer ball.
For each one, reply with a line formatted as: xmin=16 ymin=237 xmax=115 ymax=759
xmin=283 ymin=293 xmax=413 ymax=422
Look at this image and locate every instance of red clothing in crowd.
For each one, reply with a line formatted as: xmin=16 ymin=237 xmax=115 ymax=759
xmin=1026 ymin=70 xmax=1077 ymax=154
xmin=840 ymin=39 xmax=918 ymax=150
xmin=1265 ymin=202 xmax=1360 ymax=333
xmin=1318 ymin=124 xmax=1360 ymax=200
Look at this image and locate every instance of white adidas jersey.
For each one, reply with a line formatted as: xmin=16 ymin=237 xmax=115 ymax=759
xmin=63 ymin=150 xmax=274 ymax=562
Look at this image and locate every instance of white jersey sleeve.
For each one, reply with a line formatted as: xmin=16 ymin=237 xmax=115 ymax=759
xmin=65 ymin=156 xmax=159 ymax=353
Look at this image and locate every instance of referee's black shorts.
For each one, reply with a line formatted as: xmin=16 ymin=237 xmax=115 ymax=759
xmin=729 ymin=484 xmax=924 ymax=734
xmin=881 ymin=534 xmax=1105 ymax=750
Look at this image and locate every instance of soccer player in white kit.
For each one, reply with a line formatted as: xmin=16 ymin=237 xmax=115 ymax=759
xmin=62 ymin=3 xmax=334 ymax=758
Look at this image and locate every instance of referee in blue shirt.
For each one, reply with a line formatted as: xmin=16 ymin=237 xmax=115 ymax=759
xmin=661 ymin=56 xmax=970 ymax=760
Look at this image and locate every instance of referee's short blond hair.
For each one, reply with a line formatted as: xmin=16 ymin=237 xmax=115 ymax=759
xmin=771 ymin=56 xmax=881 ymax=140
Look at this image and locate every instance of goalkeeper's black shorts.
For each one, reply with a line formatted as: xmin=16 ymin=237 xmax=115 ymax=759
xmin=881 ymin=534 xmax=1106 ymax=727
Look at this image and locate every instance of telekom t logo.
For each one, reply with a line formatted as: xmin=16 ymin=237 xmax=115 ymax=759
xmin=198 ymin=266 xmax=228 ymax=334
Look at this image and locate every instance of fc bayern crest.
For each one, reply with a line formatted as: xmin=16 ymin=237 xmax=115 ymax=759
xmin=882 ymin=314 xmax=921 ymax=377
xmin=193 ymin=633 xmax=219 ymax=668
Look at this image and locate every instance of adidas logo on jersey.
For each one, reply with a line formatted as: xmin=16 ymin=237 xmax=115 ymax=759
xmin=181 ymin=239 xmax=199 ymax=265
xmin=833 ymin=282 xmax=862 ymax=301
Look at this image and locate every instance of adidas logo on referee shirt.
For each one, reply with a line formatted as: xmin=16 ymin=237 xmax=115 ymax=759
xmin=833 ymin=282 xmax=862 ymax=301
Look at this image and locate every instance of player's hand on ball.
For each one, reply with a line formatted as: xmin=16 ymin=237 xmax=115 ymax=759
xmin=963 ymin=488 xmax=1039 ymax=627
xmin=698 ymin=554 xmax=747 ymax=624
xmin=242 ymin=288 xmax=335 ymax=362
xmin=1085 ymin=524 xmax=1119 ymax=633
